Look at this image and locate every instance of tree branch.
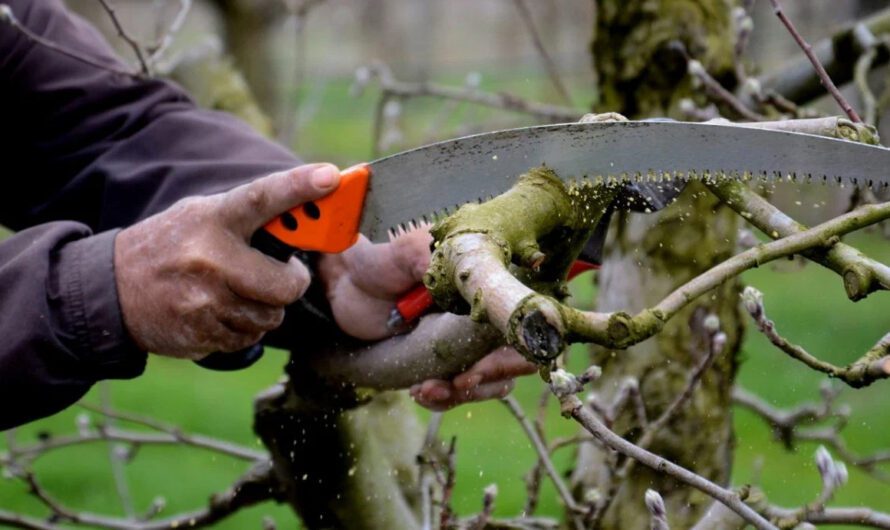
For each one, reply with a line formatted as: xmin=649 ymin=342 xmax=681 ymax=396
xmin=510 ymin=0 xmax=573 ymax=106
xmin=733 ymin=385 xmax=890 ymax=481
xmin=501 ymin=396 xmax=585 ymax=529
xmin=96 ymin=0 xmax=152 ymax=76
xmin=766 ymin=0 xmax=861 ymax=122
xmin=0 ymin=462 xmax=277 ymax=530
xmin=0 ymin=4 xmax=137 ymax=77
xmin=742 ymin=287 xmax=890 ymax=387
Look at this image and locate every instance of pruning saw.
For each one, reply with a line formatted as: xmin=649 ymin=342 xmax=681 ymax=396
xmin=197 ymin=120 xmax=890 ymax=370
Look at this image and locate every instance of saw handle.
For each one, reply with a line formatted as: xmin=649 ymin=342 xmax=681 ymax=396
xmin=390 ymin=259 xmax=601 ymax=328
xmin=195 ymin=165 xmax=371 ymax=371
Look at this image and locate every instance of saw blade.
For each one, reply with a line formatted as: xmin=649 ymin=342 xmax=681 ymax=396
xmin=358 ymin=121 xmax=890 ymax=243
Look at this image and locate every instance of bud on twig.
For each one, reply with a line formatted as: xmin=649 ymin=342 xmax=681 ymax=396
xmin=740 ymin=286 xmax=764 ymax=318
xmin=549 ymin=369 xmax=580 ymax=396
xmin=645 ymin=489 xmax=670 ymax=530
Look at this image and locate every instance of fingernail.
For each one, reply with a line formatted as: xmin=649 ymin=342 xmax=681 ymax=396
xmin=311 ymin=165 xmax=338 ymax=189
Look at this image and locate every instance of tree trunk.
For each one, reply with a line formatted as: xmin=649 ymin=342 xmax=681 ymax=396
xmin=571 ymin=2 xmax=743 ymax=528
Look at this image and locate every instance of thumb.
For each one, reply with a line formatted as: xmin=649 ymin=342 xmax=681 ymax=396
xmin=218 ymin=163 xmax=340 ymax=236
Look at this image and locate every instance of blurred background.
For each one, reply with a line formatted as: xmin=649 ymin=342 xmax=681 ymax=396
xmin=2 ymin=1 xmax=890 ymax=528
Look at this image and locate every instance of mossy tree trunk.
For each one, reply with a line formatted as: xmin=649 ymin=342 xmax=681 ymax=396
xmin=570 ymin=2 xmax=743 ymax=528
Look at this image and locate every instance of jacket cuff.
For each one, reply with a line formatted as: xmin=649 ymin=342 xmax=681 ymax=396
xmin=56 ymin=230 xmax=147 ymax=379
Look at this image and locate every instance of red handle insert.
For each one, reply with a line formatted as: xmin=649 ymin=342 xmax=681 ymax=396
xmin=392 ymin=259 xmax=600 ymax=327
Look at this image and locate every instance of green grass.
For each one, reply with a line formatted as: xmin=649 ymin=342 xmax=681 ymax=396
xmin=2 ymin=74 xmax=889 ymax=528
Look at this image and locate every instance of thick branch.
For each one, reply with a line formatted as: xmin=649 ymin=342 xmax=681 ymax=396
xmin=307 ymin=313 xmax=503 ymax=389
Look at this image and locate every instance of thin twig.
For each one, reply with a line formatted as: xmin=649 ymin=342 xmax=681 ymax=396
xmin=146 ymin=0 xmax=192 ymax=67
xmin=733 ymin=386 xmax=890 ymax=482
xmin=767 ymin=0 xmax=861 ymax=122
xmin=501 ymin=396 xmax=585 ymax=530
xmin=511 ymin=0 xmax=573 ymax=106
xmin=0 ymin=463 xmax=277 ymax=530
xmin=98 ymin=383 xmax=135 ymax=518
xmin=563 ymin=395 xmax=777 ymax=530
xmin=3 ymin=425 xmax=266 ymax=464
xmin=96 ymin=0 xmax=151 ymax=76
xmin=0 ymin=5 xmax=137 ymax=77
xmin=681 ymin=46 xmax=766 ymax=121
xmin=742 ymin=287 xmax=890 ymax=388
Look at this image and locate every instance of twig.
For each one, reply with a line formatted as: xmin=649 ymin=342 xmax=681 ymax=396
xmin=511 ymin=0 xmax=573 ymax=106
xmin=352 ymin=63 xmax=581 ymax=124
xmin=439 ymin=437 xmax=458 ymax=530
xmin=146 ymin=0 xmax=192 ymax=67
xmin=852 ymin=29 xmax=885 ymax=125
xmin=594 ymin=321 xmax=727 ymax=519
xmin=567 ymin=200 xmax=890 ymax=349
xmin=562 ymin=395 xmax=777 ymax=530
xmin=0 ymin=4 xmax=137 ymax=77
xmin=466 ymin=485 xmax=498 ymax=530
xmin=0 ymin=462 xmax=277 ymax=530
xmin=98 ymin=383 xmax=135 ymax=518
xmin=705 ymin=174 xmax=889 ymax=302
xmin=767 ymin=0 xmax=861 ymax=122
xmin=685 ymin=53 xmax=766 ymax=121
xmin=96 ymin=0 xmax=151 ymax=76
xmin=277 ymin=0 xmax=326 ymax=147
xmin=420 ymin=412 xmax=444 ymax=530
xmin=733 ymin=385 xmax=890 ymax=482
xmin=3 ymin=424 xmax=266 ymax=464
xmin=742 ymin=287 xmax=890 ymax=388
xmin=501 ymin=396 xmax=586 ymax=530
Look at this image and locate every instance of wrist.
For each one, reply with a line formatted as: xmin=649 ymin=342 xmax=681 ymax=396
xmin=55 ymin=230 xmax=147 ymax=379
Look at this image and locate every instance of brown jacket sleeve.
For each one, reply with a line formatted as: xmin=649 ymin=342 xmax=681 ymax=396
xmin=0 ymin=0 xmax=321 ymax=429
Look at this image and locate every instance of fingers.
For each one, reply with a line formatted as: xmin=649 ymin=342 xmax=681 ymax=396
xmin=452 ymin=347 xmax=537 ymax=391
xmin=225 ymin=246 xmax=311 ymax=306
xmin=409 ymin=379 xmax=516 ymax=412
xmin=409 ymin=347 xmax=534 ymax=412
xmin=218 ymin=163 xmax=341 ymax=236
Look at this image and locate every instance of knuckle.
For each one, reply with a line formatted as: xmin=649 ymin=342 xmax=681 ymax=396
xmin=243 ymin=181 xmax=270 ymax=214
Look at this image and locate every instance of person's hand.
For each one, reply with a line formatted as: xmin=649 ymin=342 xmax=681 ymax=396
xmin=318 ymin=229 xmax=432 ymax=340
xmin=114 ymin=163 xmax=341 ymax=359
xmin=318 ymin=228 xmax=537 ymax=410
xmin=408 ymin=347 xmax=537 ymax=411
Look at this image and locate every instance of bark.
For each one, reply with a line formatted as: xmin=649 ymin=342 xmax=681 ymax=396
xmin=573 ymin=2 xmax=742 ymax=528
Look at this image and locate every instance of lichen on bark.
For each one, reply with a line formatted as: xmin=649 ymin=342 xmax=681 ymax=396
xmin=424 ymin=167 xmax=619 ymax=361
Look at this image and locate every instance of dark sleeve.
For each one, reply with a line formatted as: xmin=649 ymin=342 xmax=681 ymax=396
xmin=0 ymin=0 xmax=315 ymax=429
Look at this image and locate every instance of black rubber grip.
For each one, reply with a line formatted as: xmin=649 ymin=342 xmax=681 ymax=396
xmin=193 ymin=228 xmax=295 ymax=371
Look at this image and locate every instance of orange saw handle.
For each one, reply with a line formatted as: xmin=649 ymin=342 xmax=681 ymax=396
xmin=196 ymin=164 xmax=371 ymax=371
xmin=264 ymin=164 xmax=371 ymax=253
xmin=389 ymin=259 xmax=601 ymax=328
